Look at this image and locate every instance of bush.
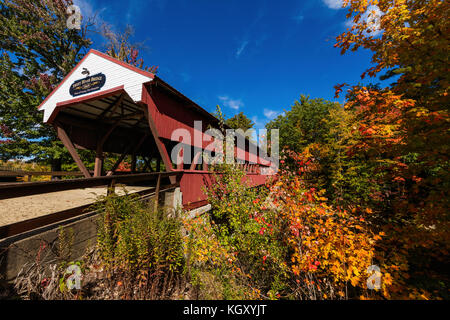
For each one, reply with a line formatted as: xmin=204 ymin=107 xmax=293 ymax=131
xmin=202 ymin=164 xmax=289 ymax=299
xmin=94 ymin=190 xmax=185 ymax=299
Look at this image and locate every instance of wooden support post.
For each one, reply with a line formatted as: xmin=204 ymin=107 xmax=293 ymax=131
xmin=131 ymin=154 xmax=137 ymax=173
xmin=141 ymin=93 xmax=175 ymax=183
xmin=107 ymin=148 xmax=132 ymax=176
xmin=94 ymin=153 xmax=103 ymax=177
xmin=143 ymin=157 xmax=154 ymax=172
xmin=106 ymin=135 xmax=147 ymax=176
xmin=177 ymin=148 xmax=184 ymax=170
xmin=95 ymin=119 xmax=123 ymax=177
xmin=141 ymin=100 xmax=173 ymax=172
xmin=156 ymin=157 xmax=161 ymax=172
xmin=190 ymin=151 xmax=202 ymax=171
xmin=154 ymin=173 xmax=161 ymax=212
xmin=55 ymin=125 xmax=91 ymax=178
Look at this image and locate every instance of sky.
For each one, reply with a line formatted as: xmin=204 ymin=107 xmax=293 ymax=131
xmin=74 ymin=0 xmax=386 ymax=130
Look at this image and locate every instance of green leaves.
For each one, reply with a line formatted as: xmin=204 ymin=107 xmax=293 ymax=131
xmin=225 ymin=112 xmax=255 ymax=131
xmin=95 ymin=191 xmax=184 ymax=276
xmin=266 ymin=95 xmax=340 ymax=153
xmin=0 ymin=0 xmax=92 ymax=163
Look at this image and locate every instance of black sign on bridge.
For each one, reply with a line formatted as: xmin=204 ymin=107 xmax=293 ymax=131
xmin=69 ymin=73 xmax=106 ymax=97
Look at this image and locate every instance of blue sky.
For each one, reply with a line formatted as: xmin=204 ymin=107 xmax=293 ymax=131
xmin=74 ymin=0 xmax=385 ymax=129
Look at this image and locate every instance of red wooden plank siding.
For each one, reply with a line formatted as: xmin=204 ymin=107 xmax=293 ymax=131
xmin=179 ymin=171 xmax=269 ymax=207
xmin=142 ymin=84 xmax=271 ymax=166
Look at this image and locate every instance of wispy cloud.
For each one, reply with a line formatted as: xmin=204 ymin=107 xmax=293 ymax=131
xmin=73 ymin=0 xmax=107 ymax=22
xmin=180 ymin=72 xmax=191 ymax=82
xmin=263 ymin=108 xmax=280 ymax=120
xmin=219 ymin=96 xmax=244 ymax=110
xmin=322 ymin=0 xmax=345 ymax=10
xmin=234 ymin=5 xmax=268 ymax=59
xmin=235 ymin=40 xmax=249 ymax=58
xmin=292 ymin=13 xmax=304 ymax=23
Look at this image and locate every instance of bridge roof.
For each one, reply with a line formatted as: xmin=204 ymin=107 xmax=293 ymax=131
xmin=39 ymin=49 xmax=275 ymax=167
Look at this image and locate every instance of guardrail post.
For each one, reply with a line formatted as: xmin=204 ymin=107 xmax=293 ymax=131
xmin=154 ymin=173 xmax=161 ymax=212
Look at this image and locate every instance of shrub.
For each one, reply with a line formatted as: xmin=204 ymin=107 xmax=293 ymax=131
xmin=94 ymin=190 xmax=185 ymax=299
xmin=270 ymin=169 xmax=386 ymax=299
xmin=203 ymin=164 xmax=289 ymax=299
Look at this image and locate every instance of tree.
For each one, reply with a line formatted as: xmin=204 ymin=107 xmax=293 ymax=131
xmin=266 ymin=95 xmax=340 ymax=153
xmin=334 ymin=0 xmax=450 ymax=298
xmin=0 ymin=3 xmax=156 ymax=172
xmin=336 ymin=0 xmax=449 ymax=110
xmin=225 ymin=112 xmax=254 ymax=132
xmin=100 ymin=24 xmax=158 ymax=74
xmin=0 ymin=0 xmax=93 ymax=169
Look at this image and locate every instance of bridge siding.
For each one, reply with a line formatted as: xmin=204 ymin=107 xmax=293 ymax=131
xmin=179 ymin=171 xmax=268 ymax=207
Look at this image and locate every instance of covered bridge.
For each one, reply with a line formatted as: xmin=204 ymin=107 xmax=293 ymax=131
xmin=38 ymin=49 xmax=274 ymax=210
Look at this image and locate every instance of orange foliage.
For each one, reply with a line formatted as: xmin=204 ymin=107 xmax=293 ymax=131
xmin=270 ymin=152 xmax=390 ymax=299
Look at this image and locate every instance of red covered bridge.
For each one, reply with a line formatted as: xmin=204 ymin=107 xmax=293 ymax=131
xmin=38 ymin=49 xmax=274 ymax=210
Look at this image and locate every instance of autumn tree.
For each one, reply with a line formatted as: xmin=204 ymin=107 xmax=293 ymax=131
xmin=334 ymin=0 xmax=450 ymax=299
xmin=0 ymin=0 xmax=93 ymax=169
xmin=100 ymin=24 xmax=158 ymax=74
xmin=337 ymin=0 xmax=449 ymax=109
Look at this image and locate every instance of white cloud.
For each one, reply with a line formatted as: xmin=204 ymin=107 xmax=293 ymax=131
xmin=73 ymin=0 xmax=93 ymax=18
xmin=263 ymin=109 xmax=280 ymax=120
xmin=322 ymin=0 xmax=345 ymax=10
xmin=345 ymin=5 xmax=383 ymax=36
xmin=73 ymin=0 xmax=108 ymax=30
xmin=219 ymin=96 xmax=244 ymax=110
xmin=73 ymin=0 xmax=106 ymax=21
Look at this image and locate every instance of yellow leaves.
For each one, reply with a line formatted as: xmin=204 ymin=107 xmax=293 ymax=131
xmin=276 ymin=173 xmax=379 ymax=295
xmin=383 ymin=272 xmax=393 ymax=286
xmin=292 ymin=265 xmax=300 ymax=276
xmin=420 ymin=294 xmax=429 ymax=300
xmin=374 ymin=231 xmax=385 ymax=241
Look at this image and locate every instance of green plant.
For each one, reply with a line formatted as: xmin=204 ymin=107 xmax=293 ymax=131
xmin=93 ymin=190 xmax=185 ymax=298
xmin=202 ymin=164 xmax=289 ymax=298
